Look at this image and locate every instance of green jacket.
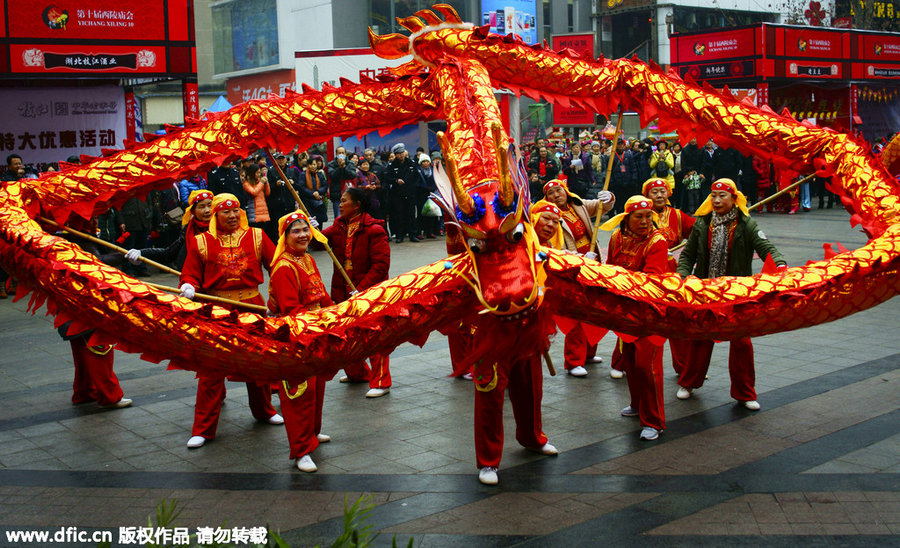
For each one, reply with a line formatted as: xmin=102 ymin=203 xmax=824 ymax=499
xmin=677 ymin=211 xmax=785 ymax=278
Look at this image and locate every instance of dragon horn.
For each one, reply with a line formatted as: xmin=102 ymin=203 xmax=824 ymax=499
xmin=367 ymin=28 xmax=410 ymax=59
xmin=432 ymin=4 xmax=463 ymax=23
xmin=437 ymin=131 xmax=473 ymax=215
xmin=398 ymin=15 xmax=427 ymax=33
xmin=492 ymin=122 xmax=514 ymax=207
xmin=414 ymin=9 xmax=443 ymax=25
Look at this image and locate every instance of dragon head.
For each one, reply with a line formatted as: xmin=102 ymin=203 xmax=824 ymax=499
xmin=433 ymin=123 xmax=541 ymax=317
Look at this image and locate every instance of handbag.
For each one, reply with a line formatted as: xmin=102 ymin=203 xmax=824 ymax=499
xmin=421 ymin=198 xmax=440 ymax=217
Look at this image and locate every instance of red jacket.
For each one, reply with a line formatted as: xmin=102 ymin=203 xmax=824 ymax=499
xmin=320 ymin=213 xmax=390 ymax=302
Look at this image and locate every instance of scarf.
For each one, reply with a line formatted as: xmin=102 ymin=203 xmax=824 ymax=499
xmin=591 ymin=152 xmax=603 ymax=172
xmin=708 ymin=208 xmax=738 ymax=278
xmin=305 ymin=169 xmax=317 ymax=191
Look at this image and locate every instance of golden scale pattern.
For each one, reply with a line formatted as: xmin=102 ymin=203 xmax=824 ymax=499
xmin=0 ymin=3 xmax=897 ymax=380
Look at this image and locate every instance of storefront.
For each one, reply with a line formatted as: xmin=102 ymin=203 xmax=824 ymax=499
xmin=0 ymin=0 xmax=197 ymax=164
xmin=670 ymin=23 xmax=900 ymax=140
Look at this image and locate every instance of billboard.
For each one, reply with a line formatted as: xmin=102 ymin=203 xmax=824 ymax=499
xmin=294 ymin=49 xmax=409 ymax=91
xmin=0 ymin=0 xmax=195 ymax=78
xmin=227 ymin=69 xmax=296 ymax=105
xmin=481 ymin=1 xmax=537 ymax=45
xmin=551 ymin=34 xmax=596 ymax=125
xmin=0 ymin=86 xmax=126 ymax=163
xmin=673 ymin=27 xmax=758 ymax=63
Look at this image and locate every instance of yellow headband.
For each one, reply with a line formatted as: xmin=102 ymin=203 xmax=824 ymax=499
xmin=182 ymin=189 xmax=214 ymax=226
xmin=599 ymin=195 xmax=659 ymax=231
xmin=272 ymin=211 xmax=329 ymax=266
xmin=694 ymin=178 xmax=749 ymax=216
xmin=641 ymin=177 xmax=673 ymax=205
xmin=529 ymin=199 xmax=564 ymax=250
xmin=207 ymin=193 xmax=249 ymax=237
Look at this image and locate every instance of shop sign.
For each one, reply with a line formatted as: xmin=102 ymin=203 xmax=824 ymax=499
xmin=0 ymin=86 xmax=125 ymax=163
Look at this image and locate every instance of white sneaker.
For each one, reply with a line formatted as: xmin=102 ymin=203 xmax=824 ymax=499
xmin=462 ymin=372 xmax=473 ymax=381
xmin=296 ymin=454 xmax=317 ymax=472
xmin=267 ymin=413 xmax=284 ymax=425
xmin=186 ymin=436 xmax=206 ymax=449
xmin=99 ymin=398 xmax=133 ymax=409
xmin=365 ymin=387 xmax=389 ymax=398
xmin=609 ymin=368 xmax=624 ymax=379
xmin=317 ymin=433 xmax=331 ymax=443
xmin=478 ymin=466 xmax=499 ymax=485
xmin=586 ymin=356 xmax=604 ymax=364
xmin=538 ymin=443 xmax=558 ymax=455
xmin=621 ymin=405 xmax=639 ymax=417
xmin=676 ymin=387 xmax=692 ymax=400
xmin=640 ymin=427 xmax=660 ymax=441
xmin=568 ymin=366 xmax=588 ymax=377
xmin=339 ymin=375 xmax=349 ymax=383
xmin=741 ymin=400 xmax=761 ymax=411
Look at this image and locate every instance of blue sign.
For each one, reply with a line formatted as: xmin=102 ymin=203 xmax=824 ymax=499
xmin=481 ymin=0 xmax=537 ymax=45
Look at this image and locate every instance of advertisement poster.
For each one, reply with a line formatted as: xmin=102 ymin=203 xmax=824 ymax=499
xmin=552 ymin=34 xmax=595 ymax=125
xmin=294 ymin=49 xmax=408 ymax=91
xmin=5 ymin=0 xmax=169 ymax=41
xmin=227 ymin=69 xmax=296 ymax=105
xmin=0 ymin=86 xmax=125 ymax=163
xmin=673 ymin=27 xmax=757 ymax=63
xmin=481 ymin=0 xmax=537 ymax=45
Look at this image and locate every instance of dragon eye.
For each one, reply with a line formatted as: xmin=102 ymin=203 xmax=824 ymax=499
xmin=467 ymin=238 xmax=486 ymax=253
xmin=506 ymin=222 xmax=525 ymax=243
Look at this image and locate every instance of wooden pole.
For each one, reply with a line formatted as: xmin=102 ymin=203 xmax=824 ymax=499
xmin=39 ymin=216 xmax=181 ymax=276
xmin=542 ymin=350 xmax=557 ymax=376
xmin=264 ymin=150 xmax=358 ymax=293
xmin=667 ymin=171 xmax=817 ymax=253
xmin=40 ymin=216 xmax=269 ymax=312
xmin=589 ymin=106 xmax=625 ymax=250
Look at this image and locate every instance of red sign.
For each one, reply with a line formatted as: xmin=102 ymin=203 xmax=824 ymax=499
xmin=757 ymin=82 xmax=769 ymax=106
xmin=7 ymin=0 xmax=168 ymax=41
xmin=182 ymin=81 xmax=199 ymax=120
xmin=552 ymin=33 xmax=594 ymax=58
xmin=861 ymin=34 xmax=900 ymax=61
xmin=226 ymin=69 xmax=296 ymax=106
xmin=552 ymin=34 xmax=595 ymax=125
xmin=864 ymin=64 xmax=900 ymax=78
xmin=782 ymin=28 xmax=843 ymax=58
xmin=10 ymin=44 xmax=165 ymax=73
xmin=851 ymin=84 xmax=858 ymax=117
xmin=679 ymin=60 xmax=755 ymax=81
xmin=124 ymin=90 xmax=136 ymax=141
xmin=674 ymin=28 xmax=757 ymax=63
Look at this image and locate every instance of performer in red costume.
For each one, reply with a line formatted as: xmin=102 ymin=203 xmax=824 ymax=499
xmin=641 ymin=177 xmax=695 ymax=375
xmin=318 ymin=188 xmax=392 ymax=398
xmin=601 ymin=196 xmax=669 ymax=440
xmin=268 ymin=211 xmax=333 ymax=472
xmin=178 ymin=193 xmax=283 ymax=448
xmin=542 ymin=178 xmax=614 ymax=377
xmin=676 ymin=179 xmax=787 ymax=410
xmin=530 ymin=200 xmax=564 ymax=249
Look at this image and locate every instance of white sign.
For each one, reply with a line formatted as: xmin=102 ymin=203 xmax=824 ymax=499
xmin=0 ymin=86 xmax=126 ymax=164
xmin=294 ymin=52 xmax=408 ymax=91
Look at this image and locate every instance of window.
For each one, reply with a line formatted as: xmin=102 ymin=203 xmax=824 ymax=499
xmin=369 ymin=0 xmax=469 ymax=35
xmin=212 ymin=0 xmax=279 ymax=75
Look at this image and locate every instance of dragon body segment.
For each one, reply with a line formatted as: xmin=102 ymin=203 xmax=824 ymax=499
xmin=0 ymin=4 xmax=897 ymax=381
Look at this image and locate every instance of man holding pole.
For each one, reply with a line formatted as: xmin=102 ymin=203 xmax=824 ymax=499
xmin=178 ymin=193 xmax=283 ymax=448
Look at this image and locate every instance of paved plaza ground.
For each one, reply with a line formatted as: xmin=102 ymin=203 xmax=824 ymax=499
xmin=0 ymin=205 xmax=898 ymax=546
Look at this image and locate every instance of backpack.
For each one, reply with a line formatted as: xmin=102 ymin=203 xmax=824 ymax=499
xmin=655 ymin=153 xmax=670 ymax=177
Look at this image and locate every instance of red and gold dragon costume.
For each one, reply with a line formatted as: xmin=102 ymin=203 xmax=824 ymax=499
xmin=1 ymin=4 xmax=900 ymax=383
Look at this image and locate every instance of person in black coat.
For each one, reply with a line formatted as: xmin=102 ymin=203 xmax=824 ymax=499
xmin=382 ymin=143 xmax=420 ymax=243
xmin=207 ymin=162 xmax=247 ymax=207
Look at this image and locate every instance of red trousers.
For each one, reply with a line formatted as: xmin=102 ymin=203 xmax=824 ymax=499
xmin=191 ymin=376 xmax=277 ymax=439
xmin=70 ymin=338 xmax=123 ymax=406
xmin=278 ymin=376 xmax=325 ymax=459
xmin=678 ymin=338 xmax=756 ymax=402
xmin=619 ymin=338 xmax=665 ymax=431
xmin=563 ymin=323 xmax=598 ymax=370
xmin=343 ymin=354 xmax=391 ymax=389
xmin=474 ymin=354 xmax=548 ymax=468
xmin=669 ymin=338 xmax=692 ymax=375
